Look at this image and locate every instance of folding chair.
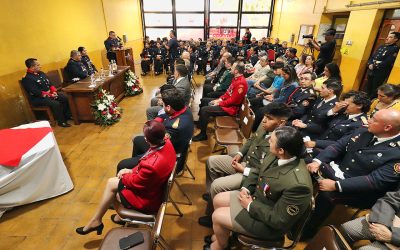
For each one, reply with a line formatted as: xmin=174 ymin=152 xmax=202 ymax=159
xmin=214 ymin=97 xmax=249 ymax=130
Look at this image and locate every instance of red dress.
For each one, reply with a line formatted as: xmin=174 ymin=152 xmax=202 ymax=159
xmin=120 ymin=139 xmax=176 ymax=213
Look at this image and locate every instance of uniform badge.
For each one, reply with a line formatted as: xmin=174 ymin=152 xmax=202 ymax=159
xmin=286 ymin=205 xmax=299 ymax=216
xmin=263 ymin=183 xmax=270 ymax=196
xmin=302 ymin=100 xmax=309 ymax=107
xmin=172 ymin=118 xmax=180 ymax=129
xmin=361 ymin=116 xmax=368 ymax=126
xmin=390 ymin=142 xmax=396 ymax=147
xmin=238 ymin=87 xmax=244 ymax=94
xmin=377 ymin=153 xmax=382 ymax=157
xmin=397 ymin=141 xmax=400 ymax=147
xmin=394 ymin=163 xmax=400 ymax=174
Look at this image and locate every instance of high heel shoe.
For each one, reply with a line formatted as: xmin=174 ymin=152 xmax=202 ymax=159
xmin=75 ymin=223 xmax=104 ymax=235
xmin=111 ymin=214 xmax=125 ymax=226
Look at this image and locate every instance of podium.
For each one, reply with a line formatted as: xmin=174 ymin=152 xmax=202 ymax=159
xmin=115 ymin=47 xmax=135 ymax=72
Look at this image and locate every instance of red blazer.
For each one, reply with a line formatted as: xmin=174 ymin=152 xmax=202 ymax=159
xmin=219 ymin=74 xmax=248 ymax=116
xmin=121 ymin=139 xmax=176 ymax=213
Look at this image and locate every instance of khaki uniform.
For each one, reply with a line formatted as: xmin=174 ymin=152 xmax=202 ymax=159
xmin=233 ymin=154 xmax=313 ymax=240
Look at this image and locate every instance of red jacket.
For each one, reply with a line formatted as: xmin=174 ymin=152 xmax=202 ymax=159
xmin=121 ymin=139 xmax=176 ymax=213
xmin=219 ymin=74 xmax=247 ymax=115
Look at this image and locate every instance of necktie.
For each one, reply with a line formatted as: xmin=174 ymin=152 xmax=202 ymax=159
xmin=317 ymin=100 xmax=325 ymax=109
xmin=367 ymin=137 xmax=378 ymax=147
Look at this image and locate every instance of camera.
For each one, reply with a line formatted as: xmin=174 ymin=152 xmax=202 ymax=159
xmin=302 ymin=34 xmax=314 ymax=39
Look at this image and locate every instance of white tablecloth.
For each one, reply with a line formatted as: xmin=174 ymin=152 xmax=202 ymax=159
xmin=0 ymin=121 xmax=74 ymax=212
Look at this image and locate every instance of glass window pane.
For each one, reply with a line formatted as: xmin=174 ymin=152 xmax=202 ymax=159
xmin=177 ymin=28 xmax=204 ymax=40
xmin=242 ymin=0 xmax=272 ymax=12
xmin=210 ymin=13 xmax=238 ymax=27
xmin=241 ymin=14 xmax=270 ymax=27
xmin=239 ymin=29 xmax=269 ymax=41
xmin=144 ymin=13 xmax=173 ymax=26
xmin=209 ymin=28 xmax=237 ymax=39
xmin=176 ymin=14 xmax=204 ymax=26
xmin=210 ymin=0 xmax=239 ymax=11
xmin=143 ymin=0 xmax=172 ymax=11
xmin=176 ymin=0 xmax=204 ymax=11
xmin=146 ymin=28 xmax=172 ymax=40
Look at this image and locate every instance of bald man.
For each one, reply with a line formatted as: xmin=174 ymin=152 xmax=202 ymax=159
xmin=302 ymin=109 xmax=400 ymax=239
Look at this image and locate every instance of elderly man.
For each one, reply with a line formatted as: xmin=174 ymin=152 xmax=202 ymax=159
xmin=204 ymin=51 xmax=232 ymax=85
xmin=341 ymin=189 xmax=400 ymax=249
xmin=65 ymin=50 xmax=88 ymax=81
xmin=246 ymin=56 xmax=271 ymax=97
xmin=303 ymin=109 xmax=400 ymax=239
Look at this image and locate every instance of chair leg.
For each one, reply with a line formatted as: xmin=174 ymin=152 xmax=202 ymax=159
xmin=166 ymin=197 xmax=183 ymax=217
xmin=173 ymin=180 xmax=192 ymax=205
xmin=158 ymin=235 xmax=172 ymax=250
xmin=46 ymin=108 xmax=56 ymax=126
xmin=212 ymin=142 xmax=226 ymax=153
xmin=184 ymin=163 xmax=195 ymax=180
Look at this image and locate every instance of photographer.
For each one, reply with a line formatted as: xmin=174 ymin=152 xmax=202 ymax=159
xmin=309 ymin=28 xmax=336 ymax=75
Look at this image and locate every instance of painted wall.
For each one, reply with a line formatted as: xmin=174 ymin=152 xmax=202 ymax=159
xmin=0 ymin=0 xmax=143 ymax=129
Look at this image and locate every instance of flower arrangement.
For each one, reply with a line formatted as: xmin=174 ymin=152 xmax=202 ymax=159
xmin=91 ymin=88 xmax=122 ymax=126
xmin=125 ymin=70 xmax=143 ymax=96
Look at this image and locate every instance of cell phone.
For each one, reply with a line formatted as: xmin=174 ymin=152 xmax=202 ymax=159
xmin=119 ymin=231 xmax=145 ymax=250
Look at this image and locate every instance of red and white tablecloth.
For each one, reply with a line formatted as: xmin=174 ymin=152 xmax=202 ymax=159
xmin=0 ymin=121 xmax=74 ymax=212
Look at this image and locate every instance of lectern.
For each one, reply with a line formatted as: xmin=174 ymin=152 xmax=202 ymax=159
xmin=115 ymin=47 xmax=135 ymax=72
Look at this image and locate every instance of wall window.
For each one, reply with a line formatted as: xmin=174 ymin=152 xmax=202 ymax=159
xmin=141 ymin=0 xmax=274 ymax=40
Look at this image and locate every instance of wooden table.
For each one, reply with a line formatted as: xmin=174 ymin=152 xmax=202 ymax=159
xmin=62 ymin=66 xmax=129 ymax=125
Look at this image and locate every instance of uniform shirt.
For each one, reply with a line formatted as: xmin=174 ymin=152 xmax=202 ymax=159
xmin=368 ymin=43 xmax=399 ymax=75
xmin=218 ymin=74 xmax=248 ymax=115
xmin=287 ymin=87 xmax=317 ymax=120
xmin=316 ymin=128 xmax=400 ymax=194
xmin=215 ymin=70 xmax=233 ymax=92
xmin=318 ymin=40 xmax=336 ymax=62
xmin=167 ymin=37 xmax=179 ymax=59
xmin=21 ymin=71 xmax=57 ymax=101
xmin=104 ymin=37 xmax=121 ymax=52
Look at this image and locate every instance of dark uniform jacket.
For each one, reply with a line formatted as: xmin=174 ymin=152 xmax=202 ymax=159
xmin=315 ymin=113 xmax=367 ymax=149
xmin=214 ymin=70 xmax=233 ymax=92
xmin=104 ymin=37 xmax=120 ymax=52
xmin=237 ymin=155 xmax=313 ymax=240
xmin=316 ymin=128 xmax=400 ymax=195
xmin=65 ymin=58 xmax=88 ymax=80
xmin=239 ymin=130 xmax=270 ymax=170
xmin=287 ymin=57 xmax=299 ymax=67
xmin=300 ymin=96 xmax=338 ymax=139
xmin=22 ymin=71 xmax=56 ymax=101
xmin=81 ymin=55 xmax=97 ymax=75
xmin=368 ymin=190 xmax=400 ymax=246
xmin=368 ymin=43 xmax=399 ymax=76
xmin=287 ymin=87 xmax=317 ymax=120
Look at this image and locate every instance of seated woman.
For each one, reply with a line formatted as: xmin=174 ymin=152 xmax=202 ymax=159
xmin=204 ymin=126 xmax=313 ymax=250
xmin=75 ymin=120 xmax=176 ymax=235
xmin=369 ymin=83 xmax=400 ymax=116
xmin=295 ymin=54 xmax=314 ymax=77
xmin=314 ymin=62 xmax=342 ymax=92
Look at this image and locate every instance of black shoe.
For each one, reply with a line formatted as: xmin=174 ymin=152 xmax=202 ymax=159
xmin=203 ymin=244 xmax=211 ymax=250
xmin=202 ymin=193 xmax=210 ymax=202
xmin=111 ymin=214 xmax=125 ymax=226
xmin=58 ymin=122 xmax=71 ymax=128
xmin=141 ymin=72 xmax=147 ymax=76
xmin=198 ymin=215 xmax=212 ymax=228
xmin=76 ymin=223 xmax=104 ymax=235
xmin=192 ymin=133 xmax=208 ymax=142
xmin=204 ymin=235 xmax=212 ymax=244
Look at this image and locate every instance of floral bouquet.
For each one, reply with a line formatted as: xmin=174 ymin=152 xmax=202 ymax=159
xmin=125 ymin=70 xmax=143 ymax=96
xmin=91 ymin=88 xmax=122 ymax=126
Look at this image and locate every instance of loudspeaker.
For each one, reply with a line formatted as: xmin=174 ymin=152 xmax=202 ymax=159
xmin=123 ymin=34 xmax=128 ymax=43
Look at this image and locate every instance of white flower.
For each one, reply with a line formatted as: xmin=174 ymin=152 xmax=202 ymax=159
xmin=107 ymin=95 xmax=114 ymax=101
xmin=97 ymin=103 xmax=106 ymax=111
xmin=107 ymin=114 xmax=112 ymax=119
xmin=127 ymin=81 xmax=133 ymax=87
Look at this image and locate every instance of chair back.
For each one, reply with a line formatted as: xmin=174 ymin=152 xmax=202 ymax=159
xmin=151 ymin=202 xmax=167 ymax=250
xmin=163 ymin=162 xmax=177 ymax=203
xmin=267 ymin=49 xmax=276 ymax=61
xmin=60 ymin=67 xmax=71 ymax=85
xmin=304 ymin=225 xmax=352 ymax=250
xmin=238 ymin=97 xmax=249 ymax=123
xmin=18 ymin=80 xmax=34 ymax=108
xmin=287 ymin=196 xmax=316 ymax=249
xmin=46 ymin=70 xmax=62 ymax=90
xmin=239 ymin=107 xmax=255 ymax=139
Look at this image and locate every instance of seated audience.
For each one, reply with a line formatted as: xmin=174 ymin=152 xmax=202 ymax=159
xmin=118 ymin=89 xmax=193 ymax=173
xmin=314 ymin=62 xmax=342 ymax=92
xmin=246 ymin=56 xmax=270 ymax=97
xmin=303 ymin=109 xmax=400 ymax=238
xmin=292 ymin=79 xmax=342 ymax=139
xmin=204 ymin=126 xmax=312 ymax=249
xmin=65 ymin=50 xmax=88 ymax=81
xmin=341 ymin=189 xmax=400 ymax=249
xmin=153 ymin=42 xmax=167 ymax=75
xmin=305 ymin=91 xmax=371 ymax=152
xmin=140 ymin=42 xmax=153 ymax=76
xmin=295 ymin=54 xmax=314 ymax=77
xmin=198 ymin=103 xmax=292 ymax=228
xmin=202 ymin=57 xmax=234 ymax=98
xmin=146 ymin=84 xmax=175 ymax=120
xmin=78 ymin=46 xmax=97 ymax=75
xmin=287 ymin=71 xmax=317 ymax=120
xmin=76 ymin=121 xmax=176 ymax=235
xmin=369 ymin=83 xmax=400 ymax=116
xmin=204 ymin=52 xmax=230 ymax=84
xmin=286 ymin=48 xmax=299 ymax=67
xmin=22 ymin=58 xmax=71 ymax=127
xmin=192 ymin=63 xmax=247 ymax=141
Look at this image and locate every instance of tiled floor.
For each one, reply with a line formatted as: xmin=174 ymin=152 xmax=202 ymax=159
xmin=0 ymin=67 xmax=364 ymax=249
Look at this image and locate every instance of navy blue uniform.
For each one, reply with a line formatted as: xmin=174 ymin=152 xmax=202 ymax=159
xmin=287 ymin=87 xmax=317 ymax=120
xmin=153 ymin=47 xmax=167 ymax=74
xmin=299 ymin=96 xmax=338 ymax=139
xmin=167 ymin=37 xmax=179 ymax=73
xmin=22 ymin=71 xmax=70 ymax=124
xmin=104 ymin=37 xmax=121 ymax=61
xmin=65 ymin=58 xmax=88 ymax=81
xmin=81 ymin=55 xmax=97 ymax=75
xmin=366 ymin=43 xmax=399 ymax=98
xmin=305 ymin=128 xmax=400 ymax=235
xmin=140 ymin=47 xmax=153 ymax=74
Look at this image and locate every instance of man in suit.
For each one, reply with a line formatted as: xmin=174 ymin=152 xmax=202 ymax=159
xmin=104 ymin=31 xmax=122 ymax=62
xmin=65 ymin=50 xmax=88 ymax=81
xmin=21 ymin=58 xmax=71 ymax=127
xmin=292 ymin=79 xmax=342 ymax=139
xmin=341 ymin=189 xmax=400 ymax=248
xmin=198 ymin=103 xmax=292 ymax=227
xmin=303 ymin=109 xmax=400 ymax=238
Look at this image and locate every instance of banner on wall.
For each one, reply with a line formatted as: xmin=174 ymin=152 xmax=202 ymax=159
xmin=209 ymin=28 xmax=237 ymax=38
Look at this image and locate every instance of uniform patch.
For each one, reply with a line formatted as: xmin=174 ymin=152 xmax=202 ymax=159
xmin=165 ymin=132 xmax=171 ymax=139
xmin=172 ymin=118 xmax=180 ymax=129
xmin=238 ymin=87 xmax=244 ymax=94
xmin=394 ymin=163 xmax=400 ymax=174
xmin=302 ymin=100 xmax=309 ymax=107
xmin=286 ymin=205 xmax=299 ymax=216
